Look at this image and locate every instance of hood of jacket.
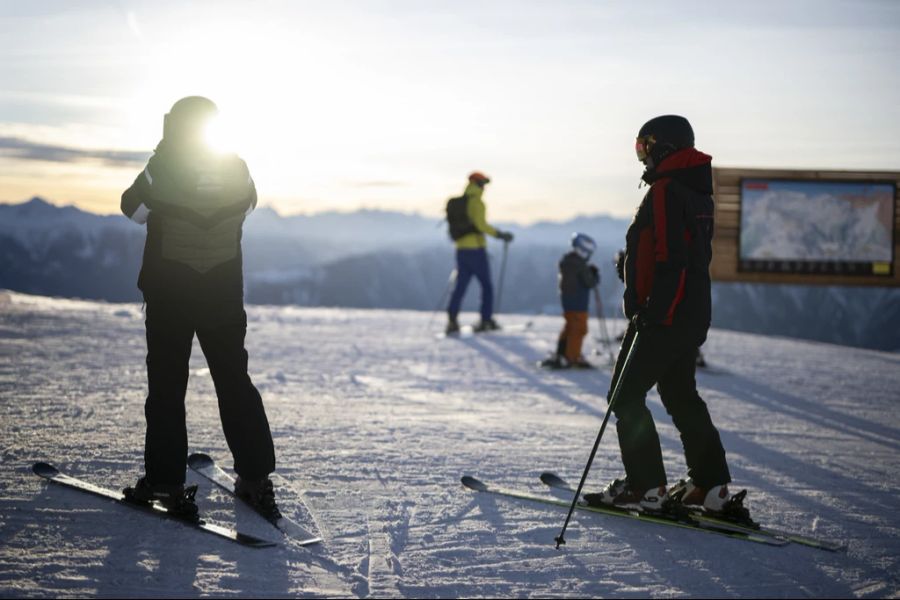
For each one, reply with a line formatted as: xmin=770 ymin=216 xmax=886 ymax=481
xmin=641 ymin=147 xmax=713 ymax=195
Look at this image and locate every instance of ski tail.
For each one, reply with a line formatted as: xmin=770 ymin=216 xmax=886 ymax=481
xmin=188 ymin=452 xmax=323 ymax=546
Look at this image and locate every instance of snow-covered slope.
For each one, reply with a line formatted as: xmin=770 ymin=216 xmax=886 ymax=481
xmin=0 ymin=291 xmax=898 ymax=597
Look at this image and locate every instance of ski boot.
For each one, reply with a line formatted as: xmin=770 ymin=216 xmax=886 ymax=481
xmin=445 ymin=317 xmax=460 ymax=335
xmin=570 ymin=356 xmax=596 ymax=370
xmin=124 ymin=476 xmax=199 ymax=520
xmin=584 ymin=477 xmax=668 ymax=512
xmin=234 ymin=475 xmax=282 ymax=522
xmin=667 ymin=478 xmax=757 ymax=527
xmin=473 ymin=318 xmax=500 ymax=333
xmin=539 ymin=354 xmax=569 ymax=370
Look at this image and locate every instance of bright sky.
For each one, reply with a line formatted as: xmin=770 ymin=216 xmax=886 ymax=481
xmin=1 ymin=0 xmax=898 ymax=222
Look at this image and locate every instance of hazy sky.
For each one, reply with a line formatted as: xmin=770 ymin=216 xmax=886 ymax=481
xmin=1 ymin=0 xmax=898 ymax=222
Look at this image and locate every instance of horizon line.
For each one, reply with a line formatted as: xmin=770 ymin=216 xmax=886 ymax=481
xmin=0 ymin=196 xmax=632 ymax=226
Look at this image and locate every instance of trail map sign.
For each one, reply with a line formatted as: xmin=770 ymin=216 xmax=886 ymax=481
xmin=711 ymin=168 xmax=900 ymax=286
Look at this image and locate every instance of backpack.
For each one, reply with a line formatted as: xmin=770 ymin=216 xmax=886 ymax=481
xmin=446 ymin=195 xmax=478 ymax=241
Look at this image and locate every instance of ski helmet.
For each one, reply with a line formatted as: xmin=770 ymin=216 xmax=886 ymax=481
xmin=468 ymin=171 xmax=491 ymax=186
xmin=163 ymin=96 xmax=218 ymax=142
xmin=635 ymin=115 xmax=694 ymax=166
xmin=571 ymin=233 xmax=596 ymax=259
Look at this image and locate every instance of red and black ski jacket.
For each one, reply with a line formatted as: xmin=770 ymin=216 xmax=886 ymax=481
xmin=622 ymin=147 xmax=715 ymax=345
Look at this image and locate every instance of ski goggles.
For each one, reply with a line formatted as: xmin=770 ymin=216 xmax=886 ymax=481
xmin=635 ymin=134 xmax=656 ymax=162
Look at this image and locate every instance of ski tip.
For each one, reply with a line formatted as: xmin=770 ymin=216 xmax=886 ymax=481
xmin=460 ymin=476 xmax=488 ymax=492
xmin=540 ymin=472 xmax=568 ymax=487
xmin=187 ymin=452 xmax=214 ymax=468
xmin=32 ymin=462 xmax=58 ymax=478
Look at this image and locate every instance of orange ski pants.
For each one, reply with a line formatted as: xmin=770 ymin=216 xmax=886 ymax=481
xmin=558 ymin=311 xmax=589 ymax=362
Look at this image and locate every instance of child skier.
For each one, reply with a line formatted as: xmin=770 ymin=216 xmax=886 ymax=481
xmin=541 ymin=233 xmax=600 ymax=370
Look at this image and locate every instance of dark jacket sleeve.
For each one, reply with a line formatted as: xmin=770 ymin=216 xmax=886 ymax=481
xmin=578 ymin=264 xmax=599 ymax=290
xmin=645 ymin=179 xmax=688 ymax=325
xmin=246 ymin=172 xmax=258 ymax=215
xmin=121 ymin=166 xmax=153 ymax=224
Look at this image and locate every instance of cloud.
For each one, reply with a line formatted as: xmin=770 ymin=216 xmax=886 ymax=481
xmin=0 ymin=136 xmax=150 ymax=167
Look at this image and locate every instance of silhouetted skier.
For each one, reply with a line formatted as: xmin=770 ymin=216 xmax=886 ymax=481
xmin=120 ymin=96 xmax=279 ymax=519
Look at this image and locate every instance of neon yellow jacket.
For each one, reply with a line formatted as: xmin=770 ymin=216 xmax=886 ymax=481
xmin=455 ymin=182 xmax=499 ymax=249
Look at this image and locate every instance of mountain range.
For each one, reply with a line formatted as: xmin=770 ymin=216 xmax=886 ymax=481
xmin=1 ymin=196 xmax=897 ymax=351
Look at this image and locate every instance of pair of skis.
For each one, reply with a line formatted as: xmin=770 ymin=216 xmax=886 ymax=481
xmin=461 ymin=472 xmax=844 ymax=552
xmin=32 ymin=453 xmax=322 ymax=549
xmin=436 ymin=321 xmax=534 ymax=340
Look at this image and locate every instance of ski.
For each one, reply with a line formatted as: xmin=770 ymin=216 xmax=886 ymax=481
xmin=437 ymin=321 xmax=533 ymax=340
xmin=461 ymin=475 xmax=788 ymax=547
xmin=187 ymin=453 xmax=323 ymax=546
xmin=539 ymin=472 xmax=844 ymax=552
xmin=32 ymin=462 xmax=276 ymax=548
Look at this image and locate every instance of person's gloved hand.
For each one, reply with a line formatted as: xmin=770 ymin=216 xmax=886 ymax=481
xmin=633 ymin=310 xmax=658 ymax=332
xmin=496 ymin=230 xmax=514 ymax=242
xmin=614 ymin=249 xmax=625 ymax=282
xmin=589 ymin=264 xmax=599 ymax=279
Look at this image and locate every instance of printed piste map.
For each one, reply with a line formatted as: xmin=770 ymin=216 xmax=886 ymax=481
xmin=740 ymin=180 xmax=894 ymax=263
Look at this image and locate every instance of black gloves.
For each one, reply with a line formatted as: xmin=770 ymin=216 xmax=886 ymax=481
xmin=614 ymin=249 xmax=625 ymax=283
xmin=496 ymin=230 xmax=514 ymax=242
xmin=589 ymin=264 xmax=600 ymax=286
xmin=633 ymin=311 xmax=659 ymax=332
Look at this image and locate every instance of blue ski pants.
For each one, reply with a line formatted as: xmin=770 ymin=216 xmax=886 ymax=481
xmin=447 ymin=248 xmax=493 ymax=322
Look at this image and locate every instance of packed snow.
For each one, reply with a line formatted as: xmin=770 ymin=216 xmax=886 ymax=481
xmin=1 ymin=290 xmax=898 ymax=598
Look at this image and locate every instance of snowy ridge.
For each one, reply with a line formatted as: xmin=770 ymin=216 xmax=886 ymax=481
xmin=1 ymin=291 xmax=899 ymax=597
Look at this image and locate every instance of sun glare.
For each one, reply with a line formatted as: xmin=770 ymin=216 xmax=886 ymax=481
xmin=204 ymin=115 xmax=236 ymax=154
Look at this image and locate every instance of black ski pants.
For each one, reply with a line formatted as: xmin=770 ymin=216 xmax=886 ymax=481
xmin=143 ymin=292 xmax=275 ymax=485
xmin=608 ymin=322 xmax=730 ymax=492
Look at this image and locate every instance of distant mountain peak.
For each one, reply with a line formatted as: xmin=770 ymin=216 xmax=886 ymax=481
xmin=22 ymin=196 xmax=54 ymax=209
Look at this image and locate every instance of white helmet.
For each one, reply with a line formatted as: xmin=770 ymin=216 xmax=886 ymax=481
xmin=571 ymin=233 xmax=596 ymax=259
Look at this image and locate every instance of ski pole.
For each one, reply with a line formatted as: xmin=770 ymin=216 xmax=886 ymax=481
xmin=592 ymin=286 xmax=614 ymax=365
xmin=427 ymin=269 xmax=457 ymax=331
xmin=495 ymin=240 xmax=510 ymax=314
xmin=555 ymin=325 xmax=641 ymax=549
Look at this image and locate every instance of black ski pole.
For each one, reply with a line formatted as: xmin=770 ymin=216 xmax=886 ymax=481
xmin=592 ymin=286 xmax=614 ymax=365
xmin=427 ymin=269 xmax=457 ymax=331
xmin=495 ymin=240 xmax=510 ymax=314
xmin=555 ymin=325 xmax=641 ymax=549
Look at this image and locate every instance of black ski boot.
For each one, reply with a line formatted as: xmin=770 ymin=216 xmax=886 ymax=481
xmin=570 ymin=357 xmax=596 ymax=370
xmin=445 ymin=317 xmax=460 ymax=335
xmin=124 ymin=476 xmax=199 ymax=520
xmin=539 ymin=355 xmax=569 ymax=370
xmin=473 ymin=318 xmax=500 ymax=332
xmin=234 ymin=476 xmax=282 ymax=522
xmin=668 ymin=478 xmax=757 ymax=527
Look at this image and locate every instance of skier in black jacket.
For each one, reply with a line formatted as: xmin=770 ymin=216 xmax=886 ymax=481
xmin=585 ymin=115 xmax=743 ymax=518
xmin=120 ymin=97 xmax=278 ymax=519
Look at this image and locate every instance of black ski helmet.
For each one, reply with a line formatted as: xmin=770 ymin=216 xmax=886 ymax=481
xmin=635 ymin=115 xmax=694 ymax=166
xmin=163 ymin=96 xmax=218 ymax=142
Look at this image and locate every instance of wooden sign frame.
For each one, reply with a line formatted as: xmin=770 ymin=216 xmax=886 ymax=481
xmin=711 ymin=167 xmax=900 ymax=286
